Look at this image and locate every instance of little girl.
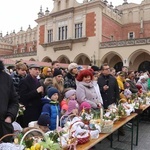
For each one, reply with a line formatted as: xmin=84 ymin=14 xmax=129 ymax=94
xmin=61 ymin=89 xmax=78 ymax=115
xmin=60 ymin=89 xmax=79 ymax=127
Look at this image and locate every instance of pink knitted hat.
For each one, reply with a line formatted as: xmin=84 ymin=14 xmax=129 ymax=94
xmin=79 ymin=102 xmax=91 ymax=112
xmin=65 ymin=99 xmax=79 ymax=115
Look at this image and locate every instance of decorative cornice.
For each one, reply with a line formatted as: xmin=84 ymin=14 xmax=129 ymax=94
xmin=50 ymin=7 xmax=74 ymax=17
xmin=1 ymin=51 xmax=37 ymax=58
xmin=41 ymin=37 xmax=88 ymax=51
xmin=100 ymin=37 xmax=150 ymax=48
xmin=36 ymin=8 xmax=75 ymax=23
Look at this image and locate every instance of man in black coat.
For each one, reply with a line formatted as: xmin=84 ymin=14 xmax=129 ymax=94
xmin=98 ymin=63 xmax=119 ymax=109
xmin=0 ymin=60 xmax=19 ymax=142
xmin=19 ymin=64 xmax=44 ymax=127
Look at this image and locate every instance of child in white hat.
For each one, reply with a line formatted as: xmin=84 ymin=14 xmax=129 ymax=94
xmin=60 ymin=89 xmax=79 ymax=127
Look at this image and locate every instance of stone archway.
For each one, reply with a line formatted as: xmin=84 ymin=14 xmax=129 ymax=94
xmin=29 ymin=58 xmax=36 ymax=61
xmin=129 ymin=50 xmax=150 ymax=71
xmin=101 ymin=51 xmax=123 ymax=69
xmin=42 ymin=56 xmax=52 ymax=62
xmin=74 ymin=53 xmax=91 ymax=65
xmin=57 ymin=55 xmax=70 ymax=64
xmin=138 ymin=61 xmax=150 ymax=72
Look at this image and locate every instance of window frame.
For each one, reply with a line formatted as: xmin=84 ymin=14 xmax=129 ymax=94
xmin=75 ymin=23 xmax=82 ymax=39
xmin=58 ymin=26 xmax=68 ymax=40
xmin=128 ymin=32 xmax=135 ymax=39
xmin=47 ymin=29 xmax=53 ymax=43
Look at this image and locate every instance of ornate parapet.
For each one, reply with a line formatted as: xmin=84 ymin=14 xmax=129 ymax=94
xmin=1 ymin=51 xmax=37 ymax=59
xmin=100 ymin=38 xmax=150 ymax=48
xmin=41 ymin=37 xmax=88 ymax=51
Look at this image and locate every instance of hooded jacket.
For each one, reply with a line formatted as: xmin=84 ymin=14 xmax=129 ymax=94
xmin=41 ymin=96 xmax=60 ymax=130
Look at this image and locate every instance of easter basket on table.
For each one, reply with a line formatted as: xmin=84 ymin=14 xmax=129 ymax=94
xmin=100 ymin=120 xmax=113 ymax=134
xmin=60 ymin=114 xmax=90 ymax=148
xmin=19 ymin=128 xmax=45 ymax=150
xmin=69 ymin=120 xmax=90 ymax=144
xmin=20 ymin=128 xmax=62 ymax=150
xmin=0 ymin=132 xmax=24 ymax=150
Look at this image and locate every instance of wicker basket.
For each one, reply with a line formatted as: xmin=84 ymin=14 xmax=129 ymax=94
xmin=119 ymin=115 xmax=127 ymax=121
xmin=101 ymin=121 xmax=113 ymax=133
xmin=77 ymin=133 xmax=90 ymax=144
xmin=19 ymin=128 xmax=45 ymax=148
xmin=0 ymin=132 xmax=24 ymax=150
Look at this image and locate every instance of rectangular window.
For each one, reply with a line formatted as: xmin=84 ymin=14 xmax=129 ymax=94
xmin=14 ymin=49 xmax=17 ymax=54
xmin=47 ymin=29 xmax=53 ymax=43
xmin=128 ymin=32 xmax=134 ymax=39
xmin=75 ymin=23 xmax=82 ymax=38
xmin=58 ymin=26 xmax=67 ymax=40
xmin=21 ymin=48 xmax=25 ymax=53
xmin=110 ymin=35 xmax=114 ymax=41
xmin=29 ymin=47 xmax=32 ymax=52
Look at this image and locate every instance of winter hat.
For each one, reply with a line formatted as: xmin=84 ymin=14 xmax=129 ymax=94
xmin=68 ymin=63 xmax=78 ymax=72
xmin=65 ymin=99 xmax=79 ymax=115
xmin=79 ymin=102 xmax=91 ymax=112
xmin=77 ymin=66 xmax=83 ymax=71
xmin=65 ymin=89 xmax=76 ymax=99
xmin=136 ymin=84 xmax=142 ymax=90
xmin=91 ymin=66 xmax=100 ymax=71
xmin=53 ymin=68 xmax=62 ymax=77
xmin=37 ymin=114 xmax=50 ymax=127
xmin=47 ymin=87 xmax=59 ymax=98
xmin=139 ymin=75 xmax=146 ymax=81
xmin=29 ymin=64 xmax=40 ymax=69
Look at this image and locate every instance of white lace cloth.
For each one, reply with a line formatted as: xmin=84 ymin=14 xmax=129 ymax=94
xmin=0 ymin=143 xmax=24 ymax=150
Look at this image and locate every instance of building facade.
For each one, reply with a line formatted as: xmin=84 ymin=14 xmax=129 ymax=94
xmin=1 ymin=0 xmax=150 ymax=71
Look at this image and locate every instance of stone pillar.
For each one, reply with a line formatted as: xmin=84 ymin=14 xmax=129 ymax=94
xmin=68 ymin=13 xmax=73 ymax=39
xmin=61 ymin=0 xmax=66 ymax=10
xmin=82 ymin=13 xmax=86 ymax=37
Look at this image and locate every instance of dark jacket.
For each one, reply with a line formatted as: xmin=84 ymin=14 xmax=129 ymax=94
xmin=0 ymin=71 xmax=19 ymax=142
xmin=19 ymin=74 xmax=42 ymax=127
xmin=0 ymin=71 xmax=19 ymax=121
xmin=41 ymin=97 xmax=60 ymax=130
xmin=64 ymin=72 xmax=76 ymax=89
xmin=98 ymin=74 xmax=119 ymax=109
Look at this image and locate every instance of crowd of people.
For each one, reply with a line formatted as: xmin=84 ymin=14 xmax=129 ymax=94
xmin=1 ymin=59 xmax=150 ymax=142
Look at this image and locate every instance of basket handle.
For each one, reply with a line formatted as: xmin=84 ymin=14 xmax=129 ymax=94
xmin=19 ymin=128 xmax=45 ymax=146
xmin=0 ymin=133 xmax=16 ymax=142
xmin=60 ymin=114 xmax=77 ymax=128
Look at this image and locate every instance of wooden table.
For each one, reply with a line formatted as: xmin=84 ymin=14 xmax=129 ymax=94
xmin=77 ymin=113 xmax=138 ymax=150
xmin=135 ymin=104 xmax=150 ymax=146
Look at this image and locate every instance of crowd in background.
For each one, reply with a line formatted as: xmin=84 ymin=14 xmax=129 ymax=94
xmin=1 ymin=59 xmax=150 ymax=141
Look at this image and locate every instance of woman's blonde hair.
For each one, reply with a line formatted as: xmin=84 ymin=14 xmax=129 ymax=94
xmin=52 ymin=77 xmax=64 ymax=93
xmin=16 ymin=62 xmax=27 ymax=70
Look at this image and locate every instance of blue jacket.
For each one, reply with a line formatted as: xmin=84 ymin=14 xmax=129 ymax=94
xmin=41 ymin=96 xmax=60 ymax=130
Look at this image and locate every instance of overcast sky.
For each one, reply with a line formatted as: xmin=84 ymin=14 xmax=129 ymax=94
xmin=0 ymin=0 xmax=142 ymax=35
